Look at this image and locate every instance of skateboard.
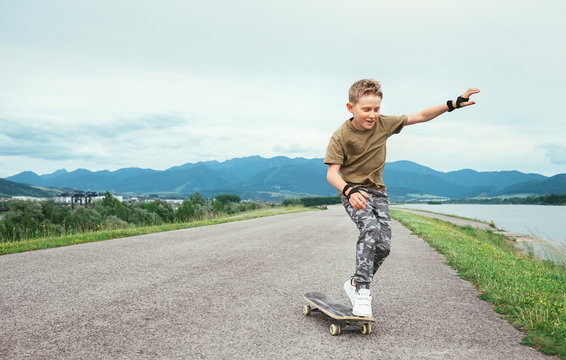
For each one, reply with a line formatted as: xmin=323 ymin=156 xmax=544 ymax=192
xmin=303 ymin=291 xmax=376 ymax=336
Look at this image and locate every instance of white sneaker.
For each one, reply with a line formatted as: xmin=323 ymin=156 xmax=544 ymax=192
xmin=344 ymin=278 xmax=356 ymax=307
xmin=352 ymin=289 xmax=372 ymax=317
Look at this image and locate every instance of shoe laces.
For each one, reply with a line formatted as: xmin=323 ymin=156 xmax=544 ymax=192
xmin=356 ymin=289 xmax=372 ymax=305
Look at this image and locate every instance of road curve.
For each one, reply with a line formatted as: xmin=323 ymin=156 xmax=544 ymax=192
xmin=0 ymin=206 xmax=553 ymax=359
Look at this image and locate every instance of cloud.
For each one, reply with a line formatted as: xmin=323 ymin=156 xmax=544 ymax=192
xmin=538 ymin=144 xmax=566 ymax=165
xmin=0 ymin=113 xmax=192 ymax=161
xmin=88 ymin=113 xmax=189 ymax=136
xmin=1 ymin=0 xmax=566 ymax=179
xmin=272 ymin=143 xmax=313 ymax=154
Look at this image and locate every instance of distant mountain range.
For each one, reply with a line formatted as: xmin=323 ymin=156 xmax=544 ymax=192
xmin=3 ymin=156 xmax=566 ymax=201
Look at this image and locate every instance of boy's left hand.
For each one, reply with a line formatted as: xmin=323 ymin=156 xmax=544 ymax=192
xmin=457 ymin=88 xmax=481 ymax=108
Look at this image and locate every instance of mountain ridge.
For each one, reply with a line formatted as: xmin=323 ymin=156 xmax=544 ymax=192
xmin=3 ymin=156 xmax=565 ymax=201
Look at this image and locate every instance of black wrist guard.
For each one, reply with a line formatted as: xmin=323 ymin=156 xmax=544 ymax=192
xmin=446 ymin=100 xmax=455 ymax=112
xmin=455 ymin=96 xmax=469 ymax=108
xmin=342 ymin=184 xmax=353 ymax=196
xmin=346 ymin=187 xmax=361 ymax=199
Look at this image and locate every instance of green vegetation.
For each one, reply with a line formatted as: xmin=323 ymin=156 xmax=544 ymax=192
xmin=0 ymin=178 xmax=61 ymax=198
xmin=447 ymin=193 xmax=566 ymax=205
xmin=391 ymin=209 xmax=566 ymax=359
xmin=283 ymin=196 xmax=341 ymax=207
xmin=0 ymin=204 xmax=311 ymax=255
xmin=214 ymin=194 xmax=241 ymax=205
xmin=1 ymin=192 xmax=266 ymax=243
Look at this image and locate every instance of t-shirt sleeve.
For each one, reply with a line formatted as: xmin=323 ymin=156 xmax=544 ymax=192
xmin=382 ymin=114 xmax=407 ymax=136
xmin=324 ymin=134 xmax=344 ymax=165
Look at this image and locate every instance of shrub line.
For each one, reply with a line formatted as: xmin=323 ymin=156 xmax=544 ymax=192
xmin=0 ymin=206 xmax=312 ymax=255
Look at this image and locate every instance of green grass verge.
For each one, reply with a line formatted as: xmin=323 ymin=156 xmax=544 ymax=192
xmin=391 ymin=209 xmax=566 ymax=359
xmin=0 ymin=206 xmax=313 ymax=255
xmin=393 ymin=206 xmax=498 ymax=228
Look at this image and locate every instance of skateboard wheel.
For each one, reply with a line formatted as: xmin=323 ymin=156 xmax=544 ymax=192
xmin=361 ymin=323 xmax=372 ymax=335
xmin=303 ymin=305 xmax=312 ymax=316
xmin=330 ymin=324 xmax=341 ymax=336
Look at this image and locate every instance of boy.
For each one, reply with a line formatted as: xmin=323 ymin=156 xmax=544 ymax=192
xmin=324 ymin=79 xmax=479 ymax=317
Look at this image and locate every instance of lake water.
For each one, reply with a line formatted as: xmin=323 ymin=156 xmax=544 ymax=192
xmin=393 ymin=204 xmax=566 ymax=264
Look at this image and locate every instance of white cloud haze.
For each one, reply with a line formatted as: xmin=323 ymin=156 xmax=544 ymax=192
xmin=1 ymin=0 xmax=565 ymax=178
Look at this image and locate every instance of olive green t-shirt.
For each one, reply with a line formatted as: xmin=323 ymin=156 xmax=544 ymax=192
xmin=324 ymin=115 xmax=407 ymax=192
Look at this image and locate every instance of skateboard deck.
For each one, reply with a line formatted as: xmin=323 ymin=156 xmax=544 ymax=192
xmin=303 ymin=291 xmax=375 ymax=335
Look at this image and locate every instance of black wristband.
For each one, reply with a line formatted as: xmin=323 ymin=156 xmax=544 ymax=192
xmin=456 ymin=96 xmax=469 ymax=108
xmin=346 ymin=187 xmax=361 ymax=199
xmin=446 ymin=100 xmax=455 ymax=112
xmin=342 ymin=184 xmax=354 ymax=196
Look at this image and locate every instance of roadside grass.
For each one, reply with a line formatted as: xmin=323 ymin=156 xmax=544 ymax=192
xmin=393 ymin=206 xmax=498 ymax=228
xmin=391 ymin=209 xmax=566 ymax=359
xmin=0 ymin=206 xmax=313 ymax=255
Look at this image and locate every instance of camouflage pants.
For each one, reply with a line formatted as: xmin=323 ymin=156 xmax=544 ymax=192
xmin=341 ymin=188 xmax=391 ymax=290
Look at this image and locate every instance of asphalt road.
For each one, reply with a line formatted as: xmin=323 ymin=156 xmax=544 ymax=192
xmin=0 ymin=206 xmax=554 ymax=359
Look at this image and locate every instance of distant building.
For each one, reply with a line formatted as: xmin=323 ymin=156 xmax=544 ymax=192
xmin=55 ymin=191 xmax=108 ymax=208
xmin=10 ymin=196 xmax=51 ymax=201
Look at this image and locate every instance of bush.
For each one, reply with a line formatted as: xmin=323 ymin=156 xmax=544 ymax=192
xmin=102 ymin=215 xmax=131 ymax=230
xmin=94 ymin=192 xmax=128 ymax=221
xmin=215 ymin=194 xmax=241 ymax=205
xmin=283 ymin=196 xmax=341 ymax=207
xmin=282 ymin=199 xmax=302 ymax=206
xmin=301 ymin=196 xmax=341 ymax=207
xmin=0 ymin=192 xmax=264 ymax=242
xmin=140 ymin=199 xmax=174 ymax=223
xmin=176 ymin=200 xmax=196 ymax=222
xmin=71 ymin=207 xmax=102 ymax=232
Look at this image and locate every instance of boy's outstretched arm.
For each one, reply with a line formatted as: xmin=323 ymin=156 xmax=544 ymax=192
xmin=406 ymin=88 xmax=480 ymax=125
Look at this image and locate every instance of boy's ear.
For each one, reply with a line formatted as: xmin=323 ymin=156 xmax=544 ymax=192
xmin=346 ymin=102 xmax=354 ymax=113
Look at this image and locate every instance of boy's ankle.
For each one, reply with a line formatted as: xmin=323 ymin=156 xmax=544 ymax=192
xmin=355 ymin=282 xmax=369 ymax=293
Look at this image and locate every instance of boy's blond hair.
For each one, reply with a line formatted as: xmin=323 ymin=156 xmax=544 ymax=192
xmin=348 ymin=79 xmax=383 ymax=104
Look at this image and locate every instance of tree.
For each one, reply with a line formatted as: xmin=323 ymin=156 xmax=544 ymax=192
xmin=213 ymin=200 xmax=224 ymax=214
xmin=176 ymin=200 xmax=196 ymax=222
xmin=189 ymin=192 xmax=205 ymax=206
xmin=71 ymin=207 xmax=102 ymax=232
xmin=128 ymin=205 xmax=163 ymax=225
xmin=2 ymin=200 xmax=45 ymax=239
xmin=215 ymin=194 xmax=241 ymax=205
xmin=95 ymin=192 xmax=128 ymax=221
xmin=140 ymin=199 xmax=174 ymax=223
xmin=41 ymin=200 xmax=71 ymax=226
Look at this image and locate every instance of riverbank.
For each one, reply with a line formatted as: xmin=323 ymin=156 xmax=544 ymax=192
xmin=391 ymin=209 xmax=566 ymax=358
xmin=392 ymin=207 xmax=540 ymax=242
xmin=392 ymin=204 xmax=566 ymax=265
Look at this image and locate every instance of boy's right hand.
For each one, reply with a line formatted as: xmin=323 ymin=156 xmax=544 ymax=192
xmin=348 ymin=190 xmax=370 ymax=210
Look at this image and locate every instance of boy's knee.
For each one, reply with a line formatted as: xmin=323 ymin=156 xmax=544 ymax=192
xmin=376 ymin=248 xmax=390 ymax=259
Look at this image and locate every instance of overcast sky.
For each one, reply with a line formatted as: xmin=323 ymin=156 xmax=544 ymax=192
xmin=1 ymin=0 xmax=565 ymax=178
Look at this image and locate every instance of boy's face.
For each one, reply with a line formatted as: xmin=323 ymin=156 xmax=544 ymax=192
xmin=347 ymin=94 xmax=382 ymax=131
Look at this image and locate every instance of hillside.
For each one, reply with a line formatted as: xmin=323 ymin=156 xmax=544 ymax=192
xmin=497 ymin=174 xmax=566 ymax=196
xmin=4 ymin=156 xmax=565 ymax=201
xmin=0 ymin=178 xmax=61 ymax=198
